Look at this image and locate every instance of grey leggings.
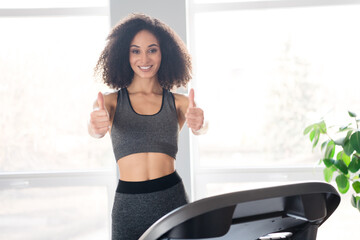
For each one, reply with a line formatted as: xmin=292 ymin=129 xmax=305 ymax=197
xmin=111 ymin=172 xmax=188 ymax=240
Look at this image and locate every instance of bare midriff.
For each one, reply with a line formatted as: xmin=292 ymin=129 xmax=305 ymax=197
xmin=116 ymin=152 xmax=175 ymax=181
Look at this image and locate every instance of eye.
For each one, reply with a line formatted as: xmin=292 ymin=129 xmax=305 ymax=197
xmin=148 ymin=48 xmax=158 ymax=54
xmin=130 ymin=49 xmax=140 ymax=54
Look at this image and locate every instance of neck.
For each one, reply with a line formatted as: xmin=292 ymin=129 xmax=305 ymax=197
xmin=128 ymin=76 xmax=162 ymax=93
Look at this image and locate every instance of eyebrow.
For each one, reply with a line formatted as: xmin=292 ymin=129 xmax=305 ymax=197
xmin=130 ymin=44 xmax=159 ymax=48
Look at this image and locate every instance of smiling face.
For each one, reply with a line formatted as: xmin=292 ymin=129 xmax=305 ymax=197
xmin=129 ymin=30 xmax=162 ymax=81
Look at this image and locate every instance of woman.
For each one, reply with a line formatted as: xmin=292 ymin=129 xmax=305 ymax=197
xmin=88 ymin=13 xmax=206 ymax=240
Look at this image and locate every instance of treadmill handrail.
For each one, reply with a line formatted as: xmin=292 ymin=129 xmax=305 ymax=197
xmin=140 ymin=182 xmax=340 ymax=240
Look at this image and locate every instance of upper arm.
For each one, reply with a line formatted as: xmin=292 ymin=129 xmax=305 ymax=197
xmin=173 ymin=92 xmax=189 ymax=130
xmin=105 ymin=92 xmax=118 ymax=124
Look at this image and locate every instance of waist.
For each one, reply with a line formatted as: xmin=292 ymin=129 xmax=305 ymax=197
xmin=116 ymin=171 xmax=182 ymax=194
xmin=117 ymin=153 xmax=175 ymax=180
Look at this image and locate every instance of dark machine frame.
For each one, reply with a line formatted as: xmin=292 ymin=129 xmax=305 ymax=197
xmin=140 ymin=182 xmax=340 ymax=240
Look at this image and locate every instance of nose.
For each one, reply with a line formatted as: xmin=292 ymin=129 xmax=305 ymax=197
xmin=140 ymin=52 xmax=149 ymax=64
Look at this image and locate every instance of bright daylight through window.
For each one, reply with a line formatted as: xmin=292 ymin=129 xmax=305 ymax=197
xmin=189 ymin=1 xmax=360 ymax=239
xmin=0 ymin=1 xmax=113 ymax=239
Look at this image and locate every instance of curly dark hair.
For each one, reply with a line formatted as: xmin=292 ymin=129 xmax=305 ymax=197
xmin=94 ymin=13 xmax=192 ymax=90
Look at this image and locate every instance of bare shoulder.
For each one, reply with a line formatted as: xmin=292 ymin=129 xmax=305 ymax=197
xmin=92 ymin=91 xmax=118 ymax=108
xmin=103 ymin=91 xmax=118 ymax=108
xmin=104 ymin=91 xmax=118 ymax=120
xmin=172 ymin=92 xmax=189 ymax=110
xmin=172 ymin=92 xmax=188 ymax=128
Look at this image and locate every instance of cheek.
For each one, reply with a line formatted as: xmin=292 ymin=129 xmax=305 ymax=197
xmin=129 ymin=54 xmax=135 ymax=64
xmin=157 ymin=53 xmax=162 ymax=65
xmin=129 ymin=55 xmax=137 ymax=69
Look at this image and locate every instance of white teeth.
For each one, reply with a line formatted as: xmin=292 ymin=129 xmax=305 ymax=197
xmin=139 ymin=66 xmax=151 ymax=70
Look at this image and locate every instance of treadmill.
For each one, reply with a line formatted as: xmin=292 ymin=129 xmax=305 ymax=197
xmin=140 ymin=182 xmax=340 ymax=240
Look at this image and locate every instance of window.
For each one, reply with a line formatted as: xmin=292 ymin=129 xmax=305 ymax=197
xmin=0 ymin=2 xmax=115 ymax=239
xmin=188 ymin=0 xmax=360 ymax=239
xmin=190 ymin=3 xmax=360 ymax=169
xmin=0 ymin=16 xmax=113 ymax=171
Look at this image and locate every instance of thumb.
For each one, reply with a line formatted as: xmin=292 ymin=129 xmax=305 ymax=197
xmin=97 ymin=92 xmax=106 ymax=110
xmin=188 ymin=88 xmax=195 ymax=108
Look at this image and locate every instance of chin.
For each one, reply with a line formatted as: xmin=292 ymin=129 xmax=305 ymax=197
xmin=135 ymin=71 xmax=158 ymax=79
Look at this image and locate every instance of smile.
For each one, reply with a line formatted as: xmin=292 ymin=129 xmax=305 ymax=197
xmin=139 ymin=65 xmax=152 ymax=70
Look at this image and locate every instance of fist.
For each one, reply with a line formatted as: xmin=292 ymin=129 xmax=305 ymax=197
xmin=89 ymin=92 xmax=110 ymax=138
xmin=185 ymin=88 xmax=204 ymax=131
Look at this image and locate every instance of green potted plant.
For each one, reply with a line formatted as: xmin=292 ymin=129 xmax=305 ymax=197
xmin=304 ymin=111 xmax=360 ymax=211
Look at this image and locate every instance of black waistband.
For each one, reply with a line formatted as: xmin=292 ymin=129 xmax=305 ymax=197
xmin=116 ymin=171 xmax=182 ymax=194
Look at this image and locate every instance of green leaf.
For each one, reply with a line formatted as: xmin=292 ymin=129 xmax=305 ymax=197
xmin=335 ymin=174 xmax=350 ymax=194
xmin=350 ymin=194 xmax=360 ymax=211
xmin=339 ymin=126 xmax=348 ymax=131
xmin=339 ymin=124 xmax=351 ymax=132
xmin=324 ymin=167 xmax=335 ymax=182
xmin=348 ymin=155 xmax=360 ymax=173
xmin=344 ymin=140 xmax=355 ymax=156
xmin=334 ymin=160 xmax=348 ymax=174
xmin=351 ymin=194 xmax=360 ymax=208
xmin=312 ymin=129 xmax=320 ymax=148
xmin=304 ymin=124 xmax=314 ymax=135
xmin=348 ymin=111 xmax=357 ymax=118
xmin=350 ymin=131 xmax=360 ymax=152
xmin=325 ymin=140 xmax=335 ymax=159
xmin=321 ymin=140 xmax=329 ymax=152
xmin=336 ymin=151 xmax=351 ymax=166
xmin=353 ymin=181 xmax=360 ymax=194
xmin=318 ymin=120 xmax=327 ymax=134
xmin=310 ymin=129 xmax=315 ymax=141
xmin=323 ymin=159 xmax=335 ymax=168
xmin=346 ymin=130 xmax=354 ymax=139
xmin=344 ymin=156 xmax=351 ymax=166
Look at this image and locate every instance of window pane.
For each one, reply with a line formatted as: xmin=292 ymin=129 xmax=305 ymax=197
xmin=0 ymin=17 xmax=113 ymax=171
xmin=0 ymin=0 xmax=108 ymax=8
xmin=0 ymin=186 xmax=109 ymax=240
xmin=193 ymin=5 xmax=360 ymax=168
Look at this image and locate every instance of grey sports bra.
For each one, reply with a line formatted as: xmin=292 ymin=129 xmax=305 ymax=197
xmin=110 ymin=88 xmax=179 ymax=161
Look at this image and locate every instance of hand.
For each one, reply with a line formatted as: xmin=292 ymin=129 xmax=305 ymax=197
xmin=185 ymin=88 xmax=204 ymax=132
xmin=89 ymin=92 xmax=110 ymax=138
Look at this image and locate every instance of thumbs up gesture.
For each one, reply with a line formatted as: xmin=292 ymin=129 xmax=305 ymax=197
xmin=185 ymin=88 xmax=205 ymax=134
xmin=88 ymin=92 xmax=110 ymax=138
